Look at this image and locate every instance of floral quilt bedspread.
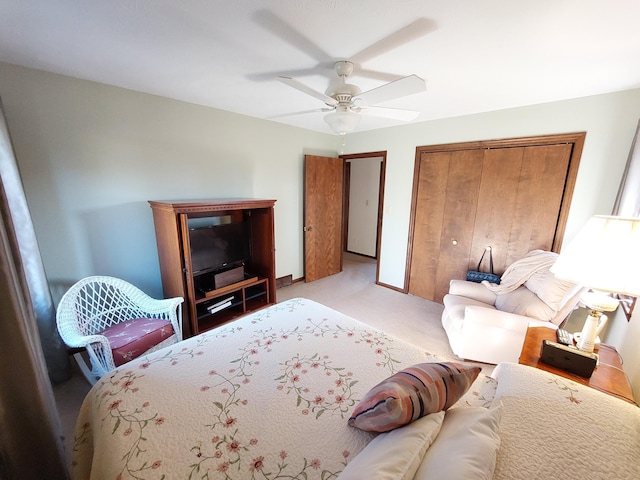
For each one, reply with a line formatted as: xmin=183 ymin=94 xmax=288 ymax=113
xmin=72 ymin=298 xmax=491 ymax=479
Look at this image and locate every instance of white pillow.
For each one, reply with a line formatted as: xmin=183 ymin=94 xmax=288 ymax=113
xmin=494 ymin=286 xmax=555 ymax=321
xmin=338 ymin=411 xmax=445 ymax=480
xmin=413 ymin=403 xmax=503 ymax=480
xmin=524 ymin=269 xmax=577 ymax=311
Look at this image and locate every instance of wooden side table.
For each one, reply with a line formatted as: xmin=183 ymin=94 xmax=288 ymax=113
xmin=519 ymin=326 xmax=636 ymax=405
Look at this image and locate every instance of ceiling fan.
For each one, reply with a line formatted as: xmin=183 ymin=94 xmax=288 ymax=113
xmin=276 ymin=60 xmax=426 ymax=134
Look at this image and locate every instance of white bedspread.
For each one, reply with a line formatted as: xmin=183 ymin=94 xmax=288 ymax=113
xmin=491 ymin=362 xmax=640 ymax=480
xmin=71 ymin=298 xmax=491 ymax=479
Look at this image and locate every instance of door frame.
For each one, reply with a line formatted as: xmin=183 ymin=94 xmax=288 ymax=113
xmin=341 ymin=151 xmax=387 ymax=284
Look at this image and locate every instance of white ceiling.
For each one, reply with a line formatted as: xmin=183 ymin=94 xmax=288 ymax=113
xmin=1 ymin=0 xmax=640 ymax=135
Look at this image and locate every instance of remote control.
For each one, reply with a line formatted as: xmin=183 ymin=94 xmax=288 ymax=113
xmin=556 ymin=328 xmax=573 ymax=346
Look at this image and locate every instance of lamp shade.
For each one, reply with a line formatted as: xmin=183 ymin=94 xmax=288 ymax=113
xmin=550 ymin=215 xmax=640 ymax=296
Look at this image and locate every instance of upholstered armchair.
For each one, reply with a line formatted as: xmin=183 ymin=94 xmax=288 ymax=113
xmin=441 ymin=250 xmax=584 ymax=365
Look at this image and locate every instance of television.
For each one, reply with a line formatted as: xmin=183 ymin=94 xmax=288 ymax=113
xmin=188 ymin=221 xmax=251 ymax=275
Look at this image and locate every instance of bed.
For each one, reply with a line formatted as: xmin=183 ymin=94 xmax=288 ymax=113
xmin=71 ymin=298 xmax=640 ymax=479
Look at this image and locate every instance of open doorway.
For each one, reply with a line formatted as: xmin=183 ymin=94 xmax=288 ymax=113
xmin=303 ymin=152 xmax=385 ymax=285
xmin=342 ymin=151 xmax=386 ymax=283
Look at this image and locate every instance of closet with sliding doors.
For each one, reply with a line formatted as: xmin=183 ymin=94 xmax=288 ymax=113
xmin=406 ymin=133 xmax=585 ymax=303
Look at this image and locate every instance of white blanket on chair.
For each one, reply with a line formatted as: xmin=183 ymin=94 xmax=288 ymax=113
xmin=482 ymin=250 xmax=558 ymax=295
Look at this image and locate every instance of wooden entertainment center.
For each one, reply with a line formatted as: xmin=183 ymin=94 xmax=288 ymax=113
xmin=149 ymin=199 xmax=276 ymax=338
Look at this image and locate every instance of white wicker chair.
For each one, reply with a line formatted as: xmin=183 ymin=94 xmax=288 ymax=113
xmin=56 ymin=276 xmax=183 ymax=384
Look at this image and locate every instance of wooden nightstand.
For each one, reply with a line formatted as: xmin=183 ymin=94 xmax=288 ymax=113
xmin=519 ymin=326 xmax=636 ymax=405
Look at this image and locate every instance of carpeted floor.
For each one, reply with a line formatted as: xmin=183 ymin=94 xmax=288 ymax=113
xmin=277 ymin=252 xmax=455 ymax=357
xmin=53 ymin=252 xmax=491 ymax=467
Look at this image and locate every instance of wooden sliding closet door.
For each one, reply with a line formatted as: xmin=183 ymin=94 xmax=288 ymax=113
xmin=471 ymin=144 xmax=573 ymax=268
xmin=407 ymin=134 xmax=583 ymax=303
xmin=408 ymin=149 xmax=484 ymax=301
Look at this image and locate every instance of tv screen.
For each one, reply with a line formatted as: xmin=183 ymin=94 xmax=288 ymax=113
xmin=189 ymin=221 xmax=251 ymax=274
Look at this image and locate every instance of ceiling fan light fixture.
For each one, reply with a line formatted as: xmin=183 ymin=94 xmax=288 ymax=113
xmin=324 ymin=110 xmax=361 ymax=135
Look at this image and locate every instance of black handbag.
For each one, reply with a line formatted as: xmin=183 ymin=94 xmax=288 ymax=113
xmin=466 ymin=247 xmax=501 ymax=284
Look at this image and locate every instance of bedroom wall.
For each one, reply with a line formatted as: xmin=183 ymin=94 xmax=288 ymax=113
xmin=4 ymin=61 xmax=638 ymax=296
xmin=0 ymin=62 xmax=335 ymax=296
xmin=619 ymin=309 xmax=640 ymax=401
xmin=346 ymin=156 xmax=382 ymax=257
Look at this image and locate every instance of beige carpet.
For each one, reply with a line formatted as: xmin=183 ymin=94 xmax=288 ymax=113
xmin=278 ymin=253 xmax=455 ymax=358
xmin=53 ymin=252 xmax=491 ymax=468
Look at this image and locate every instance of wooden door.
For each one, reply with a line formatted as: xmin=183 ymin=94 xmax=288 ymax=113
xmin=407 ymin=134 xmax=583 ymax=303
xmin=408 ymin=149 xmax=484 ymax=301
xmin=471 ymin=144 xmax=573 ymax=268
xmin=304 ymin=155 xmax=344 ymax=282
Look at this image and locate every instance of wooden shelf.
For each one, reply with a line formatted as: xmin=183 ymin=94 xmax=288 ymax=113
xmin=197 ymin=276 xmax=259 ymax=302
xmin=194 ymin=277 xmax=269 ymax=333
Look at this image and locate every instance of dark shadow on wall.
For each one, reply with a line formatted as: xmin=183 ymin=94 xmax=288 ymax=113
xmin=78 ymin=200 xmax=165 ymax=297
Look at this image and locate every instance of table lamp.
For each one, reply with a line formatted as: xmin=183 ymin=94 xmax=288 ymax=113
xmin=550 ymin=215 xmax=640 ymax=352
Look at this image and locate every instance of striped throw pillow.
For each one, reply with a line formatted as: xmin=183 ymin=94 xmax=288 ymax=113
xmin=348 ymin=362 xmax=481 ymax=432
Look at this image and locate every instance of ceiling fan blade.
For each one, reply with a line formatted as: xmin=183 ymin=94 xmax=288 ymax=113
xmin=355 ymin=68 xmax=405 ymax=83
xmin=253 ymin=10 xmax=330 ymax=62
xmin=358 ymin=75 xmax=426 ymax=105
xmin=268 ymin=108 xmax=333 ymax=119
xmin=360 ymin=106 xmax=420 ymax=121
xmin=248 ymin=67 xmax=322 ymax=82
xmin=350 ymin=18 xmax=437 ymax=65
xmin=277 ymin=77 xmax=338 ymax=106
